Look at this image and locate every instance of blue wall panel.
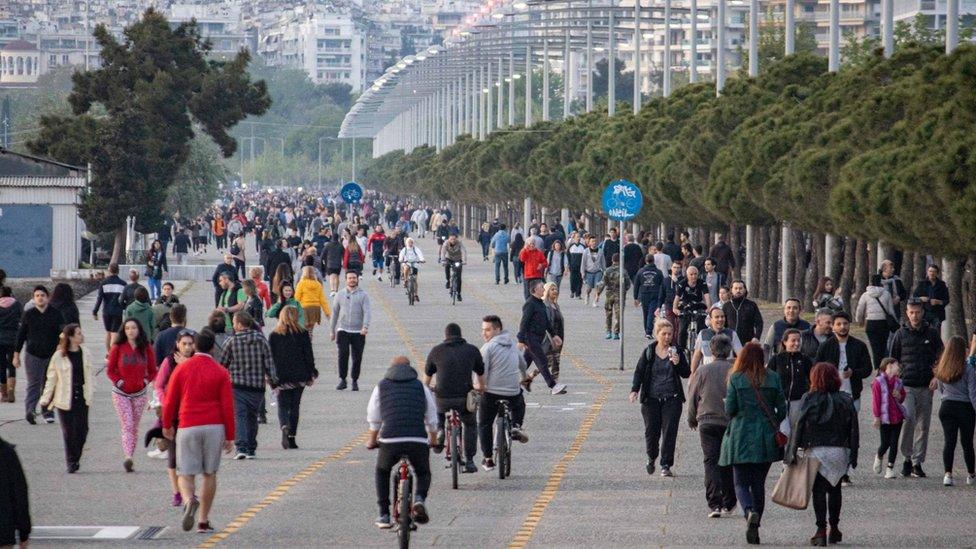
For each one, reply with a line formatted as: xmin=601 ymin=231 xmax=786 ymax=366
xmin=0 ymin=205 xmax=53 ymax=277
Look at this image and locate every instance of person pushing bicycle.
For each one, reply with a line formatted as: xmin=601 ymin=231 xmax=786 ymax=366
xmin=366 ymin=356 xmax=439 ymax=529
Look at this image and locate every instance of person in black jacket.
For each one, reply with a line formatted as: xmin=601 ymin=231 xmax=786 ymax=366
xmin=767 ymin=329 xmax=814 ymax=422
xmin=50 ymin=283 xmax=80 ymax=326
xmin=118 ymin=269 xmax=145 ymax=312
xmin=423 ymin=323 xmax=485 ymax=472
xmin=800 ymin=309 xmax=833 ymax=362
xmin=268 ymin=305 xmax=317 ymax=450
xmin=724 ymin=281 xmax=763 ymax=345
xmin=912 ymin=264 xmax=950 ymax=329
xmin=0 ymin=434 xmax=30 ymax=548
xmin=890 ymin=299 xmax=944 ymax=478
xmin=517 ymin=279 xmax=567 ymax=396
xmin=93 ymin=263 xmax=127 ymax=354
xmin=633 ymin=255 xmax=665 ymax=339
xmin=211 ymin=255 xmax=239 ymax=307
xmin=14 ymin=286 xmax=63 ymax=425
xmin=630 ymin=318 xmax=691 ymax=477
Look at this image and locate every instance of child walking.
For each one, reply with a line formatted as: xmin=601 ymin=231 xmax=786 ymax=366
xmin=872 ymin=357 xmax=906 ymax=479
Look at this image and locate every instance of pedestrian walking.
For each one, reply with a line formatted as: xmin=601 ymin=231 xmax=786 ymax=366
xmin=343 ymin=238 xmax=365 ymax=276
xmin=220 ymin=312 xmax=273 ymax=460
xmin=511 ymin=232 xmax=525 ymax=284
xmin=580 ymin=236 xmax=606 ymax=306
xmin=50 ymin=283 xmax=79 ymax=326
xmin=630 ymin=318 xmax=691 ymax=477
xmin=230 ymin=233 xmax=247 ymax=281
xmin=767 ymin=329 xmax=813 ymax=427
xmin=517 ymin=279 xmax=567 ymax=396
xmin=871 ymin=357 xmax=906 ymax=479
xmin=687 ymin=334 xmax=737 ymax=517
xmin=107 ymin=318 xmax=157 ymax=472
xmin=595 ymin=254 xmax=631 ymax=340
xmin=490 ymin=224 xmax=510 ymax=284
xmin=295 ymin=266 xmax=330 ymax=336
xmin=0 ymin=285 xmax=22 ymax=403
xmin=691 ymin=307 xmax=744 ymax=373
xmin=266 ymin=282 xmax=306 ymax=326
xmin=518 ymin=238 xmax=547 ymax=301
xmin=173 ymin=229 xmax=191 ymax=265
xmin=154 ymin=329 xmax=196 ymax=507
xmin=145 ymin=240 xmax=169 ymax=301
xmin=856 ymin=274 xmax=897 ymax=369
xmin=933 ymin=335 xmax=976 ymax=486
xmin=545 ymin=240 xmax=568 ymax=292
xmin=118 ymin=269 xmax=145 ymax=311
xmin=38 ymin=324 xmax=93 ymax=473
xmin=216 ymin=274 xmax=245 ymax=333
xmin=723 ymin=281 xmax=764 ymax=345
xmin=14 ymin=285 xmax=63 ymax=424
xmin=268 ymin=306 xmax=317 ymax=450
xmin=241 ymin=280 xmax=265 ymax=331
xmin=478 ymin=222 xmax=491 ymax=261
xmin=543 ymin=282 xmax=564 ymax=383
xmin=330 ymin=272 xmax=371 ymax=391
xmin=0 ymin=433 xmax=31 ymax=548
xmin=761 ymin=298 xmax=810 ymax=357
xmin=211 ymin=255 xmax=238 ymax=307
xmin=93 ymin=263 xmax=126 ymax=355
xmin=720 ymin=342 xmax=788 ymax=545
xmin=123 ymin=286 xmax=157 ymax=342
xmin=784 ymin=362 xmax=859 ymax=547
xmin=162 ymin=328 xmax=236 ymax=534
xmin=633 ymin=254 xmax=665 ymax=340
xmin=567 ymin=232 xmax=585 ymax=298
xmin=912 ymin=264 xmax=950 ymax=330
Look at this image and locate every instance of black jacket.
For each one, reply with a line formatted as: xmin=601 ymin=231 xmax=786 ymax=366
xmin=93 ymin=274 xmax=126 ymax=317
xmin=323 ymin=241 xmax=345 ymax=270
xmin=622 ymin=243 xmax=644 ymax=278
xmin=268 ymin=330 xmax=317 ymax=387
xmin=724 ymin=296 xmax=764 ymax=344
xmin=799 ymin=329 xmax=828 ymax=362
xmin=633 ymin=264 xmax=665 ymax=302
xmin=767 ymin=351 xmax=813 ymax=401
xmin=631 ymin=342 xmax=691 ymax=403
xmin=912 ymin=279 xmax=950 ymax=322
xmin=0 ymin=298 xmax=22 ymax=347
xmin=424 ymin=336 xmax=485 ymax=399
xmin=785 ymin=391 xmax=859 ymax=469
xmin=518 ymin=295 xmax=553 ymax=343
xmin=50 ymin=299 xmax=80 ymax=326
xmin=0 ymin=437 xmax=30 ymax=546
xmin=815 ymin=336 xmax=872 ymax=400
xmin=547 ymin=303 xmax=564 ymax=340
xmin=211 ymin=263 xmax=238 ymax=289
xmin=15 ymin=306 xmax=63 ymax=359
xmin=890 ymin=322 xmax=944 ymax=388
xmin=119 ymin=281 xmax=144 ymax=310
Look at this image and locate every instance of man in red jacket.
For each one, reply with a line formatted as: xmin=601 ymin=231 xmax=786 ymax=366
xmin=518 ymin=238 xmax=548 ymax=300
xmin=163 ymin=328 xmax=235 ymax=535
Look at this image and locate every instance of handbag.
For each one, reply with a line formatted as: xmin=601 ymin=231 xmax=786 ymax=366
xmin=750 ymin=381 xmax=788 ymax=447
xmin=873 ymin=295 xmax=900 ymax=332
xmin=466 ymin=389 xmax=482 ymax=413
xmin=772 ymin=453 xmax=821 ymax=510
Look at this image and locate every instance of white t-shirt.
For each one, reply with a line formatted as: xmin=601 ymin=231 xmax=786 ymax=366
xmin=837 ymin=341 xmax=852 ymax=395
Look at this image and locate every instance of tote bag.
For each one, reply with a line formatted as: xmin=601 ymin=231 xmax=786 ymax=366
xmin=772 ymin=454 xmax=821 ymax=510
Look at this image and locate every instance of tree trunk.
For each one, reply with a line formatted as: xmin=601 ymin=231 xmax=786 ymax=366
xmin=946 ymin=258 xmax=967 ymax=338
xmin=110 ymin=226 xmax=126 ymax=266
xmin=729 ymin=223 xmax=742 ymax=282
xmin=838 ymin=236 xmax=856 ymax=313
xmin=793 ymin=230 xmax=810 ymax=311
xmin=853 ymin=239 xmax=869 ymax=309
xmin=805 ymin=234 xmax=823 ymax=311
xmin=901 ymin=251 xmax=915 ymax=296
xmin=829 ymin=235 xmax=843 ymax=283
xmin=913 ymin=253 xmax=927 ymax=291
xmin=867 ymin=241 xmax=878 ymax=277
xmin=769 ymin=226 xmax=781 ymax=302
xmin=963 ymin=254 xmax=975 ymax=336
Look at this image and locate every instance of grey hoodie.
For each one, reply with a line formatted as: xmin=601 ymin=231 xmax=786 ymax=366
xmin=480 ymin=330 xmax=527 ymax=396
xmin=330 ymin=286 xmax=372 ymax=335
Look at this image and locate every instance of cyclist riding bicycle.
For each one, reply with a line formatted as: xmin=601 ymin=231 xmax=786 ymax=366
xmin=478 ymin=315 xmax=529 ymax=471
xmin=366 ymin=356 xmax=438 ymax=529
xmin=384 ymin=228 xmax=406 ymax=285
xmin=398 ymin=238 xmax=426 ymax=299
xmin=423 ymin=323 xmax=485 ymax=474
xmin=671 ymin=265 xmax=711 ymax=355
xmin=439 ymin=234 xmax=467 ymax=302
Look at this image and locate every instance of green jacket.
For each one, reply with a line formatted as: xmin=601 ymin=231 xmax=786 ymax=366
xmin=266 ymin=298 xmax=306 ymax=326
xmin=123 ymin=301 xmax=157 ymax=342
xmin=596 ymin=264 xmax=631 ymax=300
xmin=719 ymin=370 xmax=788 ymax=466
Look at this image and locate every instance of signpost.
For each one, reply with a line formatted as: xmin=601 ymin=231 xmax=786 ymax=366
xmin=340 ymin=181 xmax=363 ymax=219
xmin=601 ymin=179 xmax=644 ymax=371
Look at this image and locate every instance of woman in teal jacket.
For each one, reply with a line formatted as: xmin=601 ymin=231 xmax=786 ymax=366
xmin=720 ymin=342 xmax=788 ymax=546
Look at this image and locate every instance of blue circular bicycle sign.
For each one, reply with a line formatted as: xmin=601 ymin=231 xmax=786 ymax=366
xmin=601 ymin=179 xmax=643 ymax=221
xmin=340 ymin=181 xmax=364 ymax=204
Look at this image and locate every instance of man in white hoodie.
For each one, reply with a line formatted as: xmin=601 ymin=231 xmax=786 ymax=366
xmin=478 ymin=315 xmax=529 ymax=471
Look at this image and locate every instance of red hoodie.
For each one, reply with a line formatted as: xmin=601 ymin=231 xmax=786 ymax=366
xmin=162 ymin=353 xmax=235 ymax=437
xmin=519 ymin=247 xmax=548 ymax=280
xmin=367 ymin=232 xmax=386 ymax=254
xmin=106 ymin=342 xmax=157 ymax=396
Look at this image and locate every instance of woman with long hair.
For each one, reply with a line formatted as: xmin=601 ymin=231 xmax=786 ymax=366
xmin=272 ymin=262 xmax=294 ymax=302
xmin=543 ymin=282 xmax=565 ymax=383
xmin=343 ymin=238 xmax=365 ymax=276
xmin=145 ymin=239 xmax=168 ymax=301
xmin=856 ymin=274 xmax=897 ymax=369
xmin=153 ymin=328 xmax=196 ymax=506
xmin=812 ymin=277 xmax=843 ymax=314
xmin=510 ymin=232 xmax=525 ymax=284
xmin=49 ymin=283 xmax=79 ymax=325
xmin=241 ymin=279 xmax=265 ymax=330
xmin=106 ymin=318 xmax=157 ymax=472
xmin=268 ymin=306 xmax=317 ymax=449
xmin=545 ymin=240 xmax=568 ymax=292
xmin=784 ymin=362 xmax=859 ymax=546
xmin=295 ymin=266 xmax=330 ymax=335
xmin=720 ymin=342 xmax=787 ymax=545
xmin=39 ymin=324 xmax=93 ymax=473
xmin=266 ymin=282 xmax=306 ymax=327
xmin=933 ymin=335 xmax=976 ymax=486
xmin=478 ymin=222 xmax=491 ymax=261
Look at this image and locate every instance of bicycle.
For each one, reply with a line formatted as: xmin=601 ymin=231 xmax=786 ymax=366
xmin=443 ymin=408 xmax=464 ymax=489
xmin=678 ymin=304 xmax=708 ymax=363
xmin=385 ymin=256 xmax=397 ymax=288
xmin=494 ymin=400 xmax=513 ymax=480
xmin=403 ymin=261 xmax=423 ymax=305
xmin=446 ymin=261 xmax=463 ymax=305
xmin=390 ymin=455 xmax=417 ymax=548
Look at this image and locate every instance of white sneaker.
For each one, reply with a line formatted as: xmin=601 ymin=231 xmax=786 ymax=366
xmin=591 ymin=301 xmax=598 ymax=308
xmin=550 ymin=383 xmax=567 ymax=395
xmin=967 ymin=474 xmax=975 ymax=486
xmin=722 ymin=506 xmax=737 ymax=517
xmin=147 ymin=448 xmax=167 ymax=460
xmin=944 ymin=473 xmax=954 ymax=486
xmin=873 ymin=455 xmax=883 ymax=474
xmin=708 ymin=508 xmax=722 ymax=518
xmin=884 ymin=466 xmax=898 ymax=479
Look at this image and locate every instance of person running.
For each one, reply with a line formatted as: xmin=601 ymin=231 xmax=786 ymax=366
xmin=295 ymin=266 xmax=330 ymax=336
xmin=633 ymin=254 xmax=666 ymax=340
xmin=268 ymin=306 xmax=317 ymax=450
xmin=720 ymin=342 xmax=787 ymax=545
xmin=595 ymin=254 xmax=631 ymax=340
xmin=423 ymin=323 xmax=485 ymax=473
xmin=439 ymin=233 xmax=468 ymax=301
xmin=518 ymin=279 xmax=567 ymax=396
xmin=219 ymin=312 xmax=272 ymax=460
xmin=366 ymin=356 xmax=437 ymax=529
xmin=38 ymin=324 xmax=93 ymax=473
xmin=330 ymin=272 xmax=371 ymax=391
xmin=784 ymin=362 xmax=859 ymax=547
xmin=933 ymin=335 xmax=976 ymax=486
xmin=162 ymin=328 xmax=235 ymax=534
xmin=630 ymin=318 xmax=691 ymax=477
xmin=691 ymin=307 xmax=744 ymax=373
xmin=580 ymin=236 xmax=606 ymax=306
xmin=93 ymin=264 xmax=126 ymax=354
xmin=14 ymin=286 xmax=63 ymax=424
xmin=490 ymin=224 xmax=511 ymax=285
xmin=123 ymin=286 xmax=157 ymax=343
xmin=478 ymin=223 xmax=491 ymax=261
xmin=687 ymin=334 xmax=737 ymax=517
xmin=0 ymin=286 xmax=22 ymax=403
xmin=107 ymin=318 xmax=157 ymax=472
xmin=154 ymin=329 xmax=196 ymax=505
xmin=871 ymin=357 xmax=906 ymax=479
xmin=767 ymin=329 xmax=814 ymax=425
xmin=478 ymin=315 xmax=529 ymax=471
xmin=723 ymin=281 xmax=764 ymax=345
xmin=890 ymin=299 xmax=943 ymax=479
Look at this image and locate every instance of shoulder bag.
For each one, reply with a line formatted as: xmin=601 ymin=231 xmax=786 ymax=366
xmin=772 ymin=451 xmax=821 ymax=510
xmin=750 ymin=380 xmax=788 ymax=447
xmin=873 ymin=295 xmax=900 ymax=332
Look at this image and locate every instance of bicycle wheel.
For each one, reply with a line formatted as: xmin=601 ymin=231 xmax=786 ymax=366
xmin=397 ymin=476 xmax=412 ymax=548
xmin=504 ymin=426 xmax=512 ymax=478
xmin=450 ymin=425 xmax=460 ymax=489
xmin=495 ymin=416 xmax=508 ymax=480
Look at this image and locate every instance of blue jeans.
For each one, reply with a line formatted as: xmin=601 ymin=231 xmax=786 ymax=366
xmin=584 ymin=271 xmax=603 ymax=290
xmin=546 ymin=273 xmax=563 ymax=292
xmin=494 ymin=253 xmax=509 ymax=283
xmin=147 ymin=277 xmax=162 ymax=301
xmin=733 ymin=462 xmax=772 ymax=524
xmin=640 ymin=297 xmax=661 ymax=336
xmin=233 ymin=388 xmax=264 ymax=454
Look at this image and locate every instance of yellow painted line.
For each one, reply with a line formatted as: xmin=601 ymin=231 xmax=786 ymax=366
xmin=196 ymin=278 xmax=425 ymax=548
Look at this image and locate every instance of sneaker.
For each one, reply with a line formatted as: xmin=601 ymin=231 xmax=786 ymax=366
xmin=612 ymin=333 xmax=620 ymax=340
xmin=884 ymin=466 xmax=898 ymax=479
xmin=550 ymin=383 xmax=567 ymax=395
xmin=722 ymin=506 xmax=737 ymax=517
xmin=234 ymin=452 xmax=247 ymax=460
xmin=197 ymin=521 xmax=214 ymax=534
xmin=375 ymin=514 xmax=392 ymax=529
xmin=901 ymin=460 xmax=913 ymax=477
xmin=43 ymin=415 xmax=55 ymax=424
xmin=511 ymin=427 xmax=529 ymax=443
xmin=182 ymin=498 xmax=200 ymax=532
xmin=583 ymin=295 xmax=589 ymax=306
xmin=592 ymin=301 xmax=599 ymax=308
xmin=873 ymin=455 xmax=883 ymax=474
xmin=660 ymin=466 xmax=673 ymax=477
xmin=148 ymin=448 xmax=167 ymax=460
xmin=25 ymin=412 xmax=35 ymax=425
xmin=911 ymin=465 xmax=927 ymax=478
xmin=646 ymin=460 xmax=655 ymax=475
xmin=605 ymin=332 xmax=612 ymax=340
xmin=67 ymin=462 xmax=80 ymax=474
xmin=482 ymin=457 xmax=496 ymax=471
xmin=123 ymin=458 xmax=134 ymax=473
xmin=351 ymin=380 xmax=359 ymax=392
xmin=521 ymin=377 xmax=533 ymax=393
xmin=463 ymin=460 xmax=478 ymax=473
xmin=336 ymin=379 xmax=348 ymax=391
xmin=245 ymin=453 xmax=256 ymax=460
xmin=745 ymin=510 xmax=760 ymax=545
xmin=377 ymin=275 xmax=382 ymax=282
xmin=644 ymin=334 xmax=653 ymax=340
xmin=172 ymin=492 xmax=183 ymax=507
xmin=708 ymin=508 xmax=722 ymax=518
xmin=967 ymin=474 xmax=976 ymax=486
xmin=840 ymin=475 xmax=852 ymax=487
xmin=412 ymin=499 xmax=429 ymax=524
xmin=943 ymin=473 xmax=954 ymax=486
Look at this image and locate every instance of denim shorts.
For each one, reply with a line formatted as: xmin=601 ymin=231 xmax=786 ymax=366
xmin=584 ymin=271 xmax=603 ymax=288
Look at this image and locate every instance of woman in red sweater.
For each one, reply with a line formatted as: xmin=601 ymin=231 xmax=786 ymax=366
xmin=106 ymin=318 xmax=157 ymax=472
xmin=343 ymin=239 xmax=365 ymax=275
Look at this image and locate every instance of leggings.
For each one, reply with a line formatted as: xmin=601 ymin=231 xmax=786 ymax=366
xmin=939 ymin=399 xmax=976 ymax=474
xmin=112 ymin=392 xmax=147 ymax=459
xmin=0 ymin=344 xmax=14 ymax=384
xmin=877 ymin=422 xmax=902 ymax=466
xmin=812 ymin=473 xmax=842 ymax=529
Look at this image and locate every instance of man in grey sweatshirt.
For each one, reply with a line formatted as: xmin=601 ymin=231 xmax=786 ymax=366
xmin=477 ymin=315 xmax=529 ymax=471
xmin=687 ymin=334 xmax=737 ymax=517
xmin=330 ymin=272 xmax=372 ymax=391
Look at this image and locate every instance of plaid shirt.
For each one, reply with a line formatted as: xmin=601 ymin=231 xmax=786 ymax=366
xmin=219 ymin=329 xmax=273 ymax=391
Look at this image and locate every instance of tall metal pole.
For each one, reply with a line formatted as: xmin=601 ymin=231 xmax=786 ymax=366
xmin=509 ymin=52 xmax=516 ymax=126
xmin=785 ymin=0 xmax=796 ymax=54
xmin=882 ymin=0 xmax=893 ymax=57
xmin=749 ymin=0 xmax=759 ymax=77
xmin=633 ymin=0 xmax=642 ymax=113
xmin=525 ymin=46 xmax=533 ymax=126
xmin=543 ymin=8 xmax=551 ymax=121
xmin=618 ymin=220 xmax=625 ymax=370
xmin=487 ymin=62 xmax=494 ymax=135
xmin=563 ymin=29 xmax=572 ymax=118
xmin=609 ymin=11 xmax=617 ymax=114
xmin=351 ymin=138 xmax=356 ymax=181
xmin=716 ymin=0 xmax=727 ymax=95
xmin=947 ymin=0 xmax=959 ymax=53
xmin=690 ymin=0 xmax=698 ymax=83
xmin=664 ymin=0 xmax=672 ymax=95
xmin=586 ymin=0 xmax=594 ymax=112
xmin=828 ymin=0 xmax=840 ymax=72
xmin=497 ymin=57 xmax=504 ymax=129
